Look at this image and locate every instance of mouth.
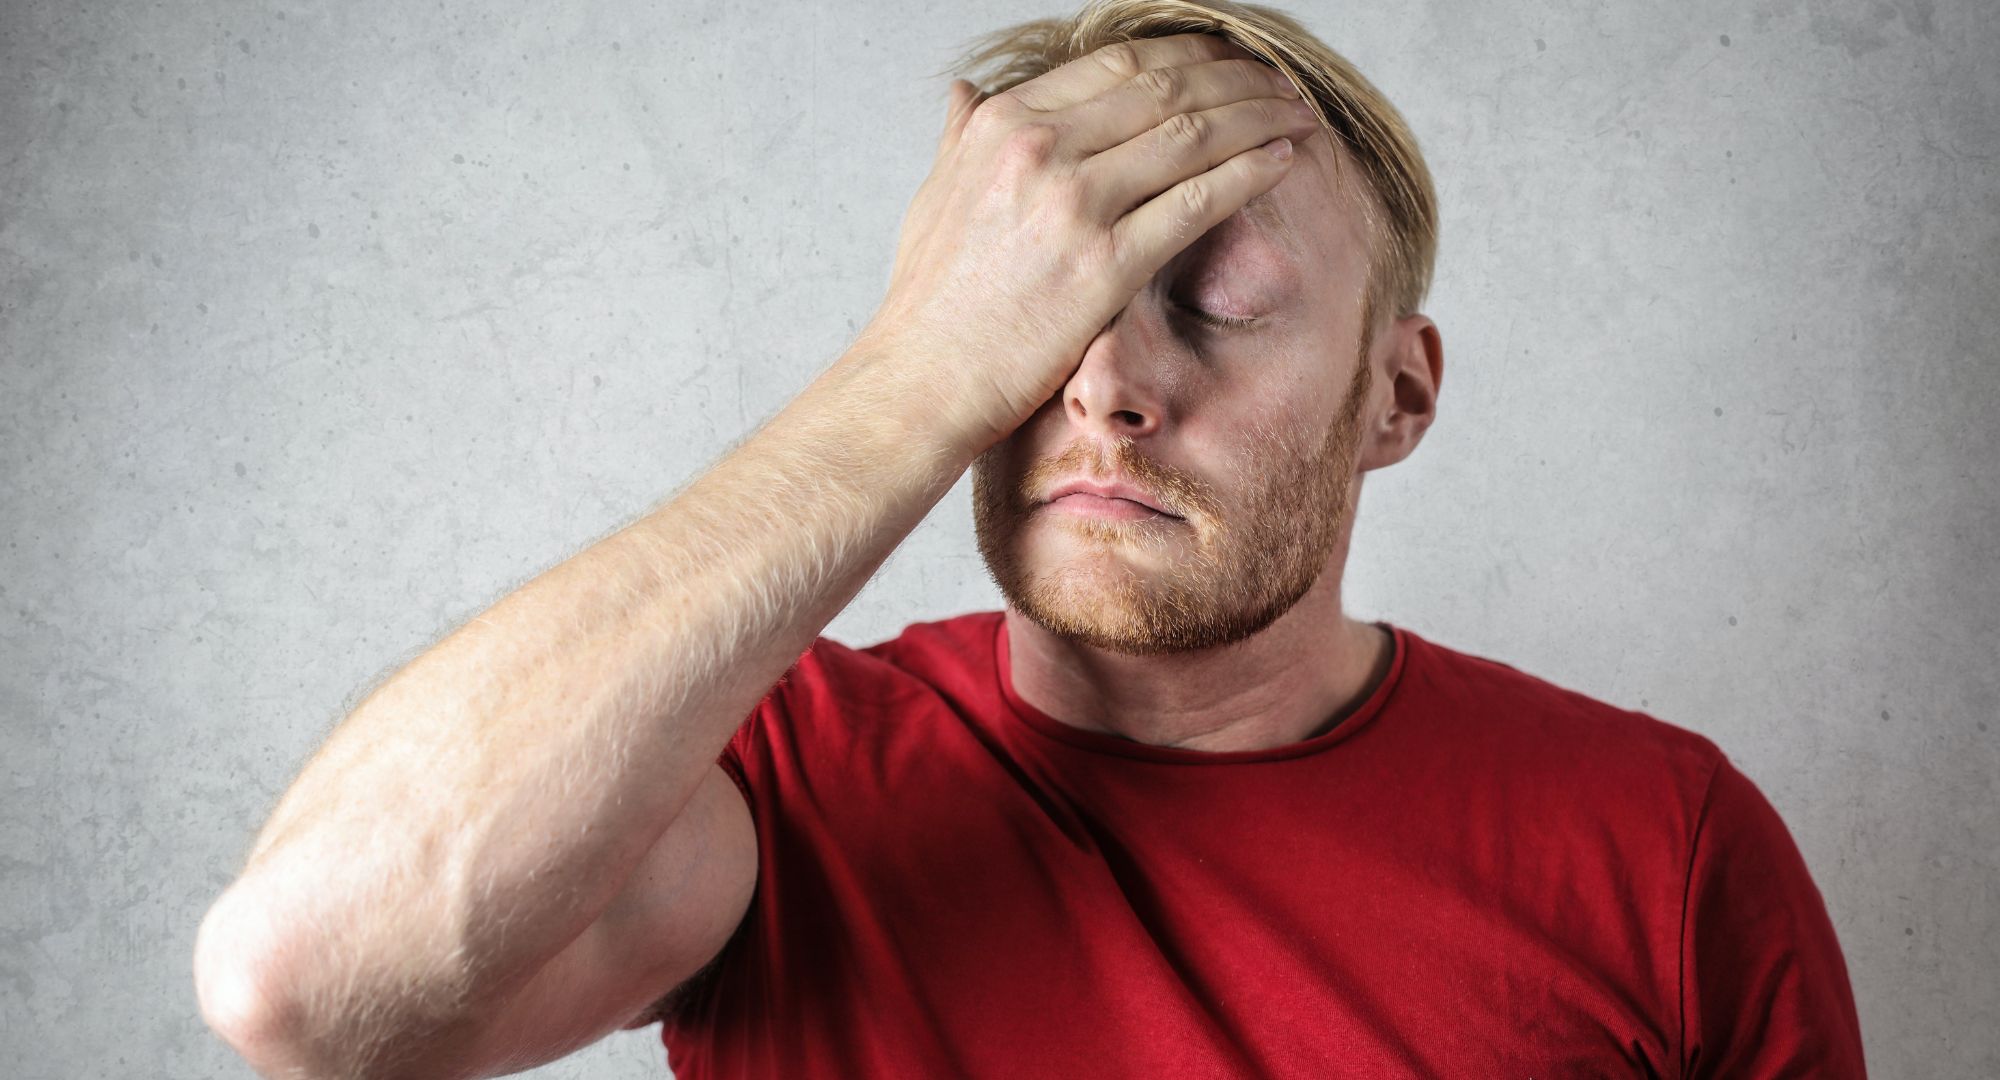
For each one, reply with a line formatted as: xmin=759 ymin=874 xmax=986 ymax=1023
xmin=1047 ymin=492 xmax=1180 ymax=520
xmin=1039 ymin=483 xmax=1184 ymax=521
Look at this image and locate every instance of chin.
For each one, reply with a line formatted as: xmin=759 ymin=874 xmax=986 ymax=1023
xmin=1006 ymin=518 xmax=1181 ymax=603
xmin=1013 ymin=575 xmax=1183 ymax=656
xmin=1029 ymin=506 xmax=1187 ymax=558
xmin=1024 ymin=538 xmax=1156 ymax=590
xmin=985 ymin=531 xmax=1289 ymax=658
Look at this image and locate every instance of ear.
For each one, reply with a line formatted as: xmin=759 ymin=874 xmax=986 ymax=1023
xmin=937 ymin=79 xmax=986 ymax=154
xmin=1360 ymin=312 xmax=1443 ymax=472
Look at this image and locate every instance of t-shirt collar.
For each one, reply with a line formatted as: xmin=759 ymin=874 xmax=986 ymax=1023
xmin=990 ymin=611 xmax=1409 ymax=764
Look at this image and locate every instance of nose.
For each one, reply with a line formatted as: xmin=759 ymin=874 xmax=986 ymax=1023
xmin=1062 ymin=307 xmax=1166 ymax=439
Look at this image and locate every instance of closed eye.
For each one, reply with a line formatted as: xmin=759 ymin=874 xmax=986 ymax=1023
xmin=1172 ymin=298 xmax=1257 ymax=331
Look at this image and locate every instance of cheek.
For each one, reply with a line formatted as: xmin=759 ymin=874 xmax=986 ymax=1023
xmin=980 ymin=424 xmax=1041 ymax=479
xmin=1212 ymin=410 xmax=1322 ymax=498
xmin=969 ymin=446 xmax=1017 ymax=516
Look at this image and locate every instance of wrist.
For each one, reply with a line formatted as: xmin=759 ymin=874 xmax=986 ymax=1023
xmin=838 ymin=323 xmax=1007 ymax=464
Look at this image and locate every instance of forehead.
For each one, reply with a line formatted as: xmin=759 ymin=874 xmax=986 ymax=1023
xmin=1172 ymin=38 xmax=1373 ymax=275
xmin=1213 ymin=138 xmax=1373 ymax=279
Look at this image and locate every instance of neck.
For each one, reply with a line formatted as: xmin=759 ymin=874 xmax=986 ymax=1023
xmin=1003 ymin=566 xmax=1393 ymax=754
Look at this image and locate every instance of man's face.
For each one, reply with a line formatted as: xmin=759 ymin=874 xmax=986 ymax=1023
xmin=971 ymin=131 xmax=1381 ymax=656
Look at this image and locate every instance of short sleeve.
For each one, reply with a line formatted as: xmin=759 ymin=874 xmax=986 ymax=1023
xmin=1680 ymin=755 xmax=1868 ymax=1077
xmin=715 ymin=695 xmax=767 ymax=816
xmin=714 ymin=640 xmax=828 ymax=823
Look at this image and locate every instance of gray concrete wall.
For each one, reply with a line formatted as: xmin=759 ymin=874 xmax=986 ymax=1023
xmin=3 ymin=0 xmax=1994 ymax=1076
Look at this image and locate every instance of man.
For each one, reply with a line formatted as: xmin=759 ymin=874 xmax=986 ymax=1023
xmin=193 ymin=2 xmax=1867 ymax=1077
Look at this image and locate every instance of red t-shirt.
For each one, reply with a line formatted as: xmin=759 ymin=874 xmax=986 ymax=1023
xmin=659 ymin=611 xmax=1865 ymax=1078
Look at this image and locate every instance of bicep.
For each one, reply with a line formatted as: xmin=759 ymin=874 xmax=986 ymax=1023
xmin=460 ymin=762 xmax=758 ymax=1078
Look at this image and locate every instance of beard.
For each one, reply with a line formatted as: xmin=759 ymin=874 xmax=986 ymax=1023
xmin=971 ymin=328 xmax=1375 ymax=657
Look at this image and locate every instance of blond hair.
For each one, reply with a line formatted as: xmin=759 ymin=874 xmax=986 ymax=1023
xmin=936 ymin=0 xmax=1438 ymax=327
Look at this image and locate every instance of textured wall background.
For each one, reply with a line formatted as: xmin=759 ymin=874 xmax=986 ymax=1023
xmin=4 ymin=0 xmax=1995 ymax=1076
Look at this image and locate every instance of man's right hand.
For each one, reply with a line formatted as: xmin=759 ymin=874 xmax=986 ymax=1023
xmin=855 ymin=33 xmax=1324 ymax=455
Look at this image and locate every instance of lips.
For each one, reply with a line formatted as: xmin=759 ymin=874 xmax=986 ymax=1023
xmin=1041 ymin=477 xmax=1180 ymax=518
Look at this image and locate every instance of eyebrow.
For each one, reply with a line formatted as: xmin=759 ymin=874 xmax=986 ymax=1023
xmin=1228 ymin=193 xmax=1304 ymax=278
xmin=1240 ymin=192 xmax=1286 ymax=231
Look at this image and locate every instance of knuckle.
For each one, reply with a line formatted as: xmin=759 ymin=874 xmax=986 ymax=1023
xmin=1162 ymin=110 xmax=1209 ymax=151
xmin=1132 ymin=65 xmax=1187 ymax=109
xmin=1094 ymin=41 xmax=1143 ymax=81
xmin=1175 ymin=180 xmax=1212 ymax=224
xmin=998 ymin=122 xmax=1062 ymax=169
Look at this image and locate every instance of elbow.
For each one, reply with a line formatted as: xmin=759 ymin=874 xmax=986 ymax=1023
xmin=195 ymin=958 xmax=307 ymax=1078
xmin=194 ymin=886 xmax=320 ymax=1077
xmin=193 ymin=882 xmax=488 ymax=1080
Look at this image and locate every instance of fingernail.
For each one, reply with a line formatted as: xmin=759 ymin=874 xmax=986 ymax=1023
xmin=1264 ymin=137 xmax=1293 ymax=161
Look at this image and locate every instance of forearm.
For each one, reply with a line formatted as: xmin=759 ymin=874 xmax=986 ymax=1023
xmin=197 ymin=338 xmax=980 ymax=1068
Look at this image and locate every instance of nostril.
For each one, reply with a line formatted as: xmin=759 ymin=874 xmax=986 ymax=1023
xmin=1113 ymin=409 xmax=1144 ymax=425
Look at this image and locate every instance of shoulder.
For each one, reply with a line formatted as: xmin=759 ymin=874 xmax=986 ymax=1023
xmin=1394 ymin=624 xmax=1727 ymax=807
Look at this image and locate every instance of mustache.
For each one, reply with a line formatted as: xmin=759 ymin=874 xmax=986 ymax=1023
xmin=1019 ymin=438 xmax=1220 ymax=523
